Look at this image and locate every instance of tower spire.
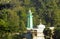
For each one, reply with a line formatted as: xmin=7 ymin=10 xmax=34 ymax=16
xmin=40 ymin=19 xmax=42 ymax=24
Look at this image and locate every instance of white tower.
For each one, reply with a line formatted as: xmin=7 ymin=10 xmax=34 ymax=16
xmin=33 ymin=19 xmax=45 ymax=39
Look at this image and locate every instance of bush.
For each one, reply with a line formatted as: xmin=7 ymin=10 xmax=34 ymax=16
xmin=43 ymin=28 xmax=52 ymax=39
xmin=52 ymin=27 xmax=60 ymax=39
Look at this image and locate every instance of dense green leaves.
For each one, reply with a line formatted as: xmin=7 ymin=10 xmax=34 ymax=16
xmin=0 ymin=0 xmax=60 ymax=33
xmin=53 ymin=27 xmax=60 ymax=39
xmin=0 ymin=0 xmax=60 ymax=39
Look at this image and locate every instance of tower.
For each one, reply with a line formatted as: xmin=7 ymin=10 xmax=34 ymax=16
xmin=27 ymin=10 xmax=33 ymax=30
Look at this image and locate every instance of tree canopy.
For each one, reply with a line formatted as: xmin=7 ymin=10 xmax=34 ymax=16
xmin=0 ymin=0 xmax=60 ymax=37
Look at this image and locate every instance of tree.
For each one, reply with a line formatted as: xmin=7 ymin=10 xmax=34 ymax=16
xmin=0 ymin=9 xmax=20 ymax=39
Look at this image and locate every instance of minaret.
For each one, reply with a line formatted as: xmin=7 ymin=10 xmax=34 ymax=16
xmin=27 ymin=10 xmax=33 ymax=30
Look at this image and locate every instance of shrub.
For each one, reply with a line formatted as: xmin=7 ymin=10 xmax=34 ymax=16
xmin=43 ymin=28 xmax=52 ymax=39
xmin=52 ymin=27 xmax=60 ymax=39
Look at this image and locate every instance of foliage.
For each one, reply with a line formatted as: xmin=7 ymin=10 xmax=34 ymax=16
xmin=53 ymin=27 xmax=60 ymax=39
xmin=0 ymin=0 xmax=60 ymax=39
xmin=43 ymin=28 xmax=52 ymax=39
